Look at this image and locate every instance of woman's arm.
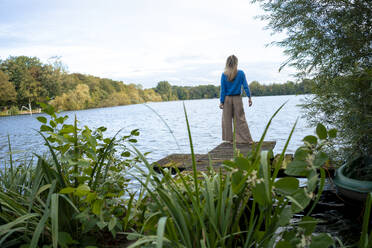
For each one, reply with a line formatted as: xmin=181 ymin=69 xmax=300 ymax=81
xmin=220 ymin=74 xmax=226 ymax=105
xmin=242 ymin=71 xmax=251 ymax=98
xmin=242 ymin=71 xmax=253 ymax=107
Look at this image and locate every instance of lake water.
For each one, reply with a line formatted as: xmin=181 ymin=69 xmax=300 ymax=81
xmin=0 ymin=95 xmax=314 ymax=163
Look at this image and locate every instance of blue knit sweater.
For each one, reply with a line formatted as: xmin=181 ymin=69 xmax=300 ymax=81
xmin=220 ymin=70 xmax=251 ymax=104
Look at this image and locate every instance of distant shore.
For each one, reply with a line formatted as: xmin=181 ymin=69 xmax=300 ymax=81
xmin=0 ymin=108 xmax=41 ymax=117
xmin=0 ymin=94 xmax=311 ymax=117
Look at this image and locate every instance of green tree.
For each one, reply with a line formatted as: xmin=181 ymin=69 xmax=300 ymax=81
xmin=0 ymin=70 xmax=17 ymax=108
xmin=0 ymin=56 xmax=43 ymax=90
xmin=155 ymin=81 xmax=173 ymax=100
xmin=249 ymin=81 xmax=264 ymax=96
xmin=18 ymin=75 xmax=47 ymax=107
xmin=253 ymin=0 xmax=372 ymax=162
xmin=253 ymin=0 xmax=371 ymax=77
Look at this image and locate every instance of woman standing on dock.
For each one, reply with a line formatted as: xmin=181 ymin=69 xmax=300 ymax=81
xmin=219 ymin=55 xmax=253 ymax=144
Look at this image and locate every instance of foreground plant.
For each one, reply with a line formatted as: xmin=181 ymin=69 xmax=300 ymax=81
xmin=0 ymin=103 xmax=144 ymax=247
xmin=128 ymin=104 xmax=335 ymax=248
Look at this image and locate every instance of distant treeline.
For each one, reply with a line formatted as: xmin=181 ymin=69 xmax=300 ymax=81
xmin=153 ymin=80 xmax=314 ymax=101
xmin=0 ymin=56 xmax=314 ymax=112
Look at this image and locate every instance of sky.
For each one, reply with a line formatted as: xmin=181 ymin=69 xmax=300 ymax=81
xmin=0 ymin=0 xmax=295 ymax=88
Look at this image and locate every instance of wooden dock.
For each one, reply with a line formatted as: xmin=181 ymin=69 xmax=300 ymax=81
xmin=153 ymin=141 xmax=278 ymax=173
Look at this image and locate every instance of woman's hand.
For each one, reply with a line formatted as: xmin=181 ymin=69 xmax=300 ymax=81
xmin=248 ymin=98 xmax=252 ymax=107
xmin=219 ymin=103 xmax=224 ymax=109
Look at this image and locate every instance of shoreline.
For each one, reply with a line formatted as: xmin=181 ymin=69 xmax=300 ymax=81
xmin=0 ymin=109 xmax=42 ymax=117
xmin=0 ymin=93 xmax=310 ymax=117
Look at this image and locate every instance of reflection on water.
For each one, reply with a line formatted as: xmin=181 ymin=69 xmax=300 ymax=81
xmin=0 ymin=95 xmax=313 ymax=163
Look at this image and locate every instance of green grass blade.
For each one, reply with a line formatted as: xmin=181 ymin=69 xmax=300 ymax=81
xmin=183 ymin=102 xmax=200 ymax=205
xmin=143 ymin=103 xmax=182 ymax=152
xmin=271 ymin=119 xmax=297 ymax=181
xmin=0 ymin=227 xmax=27 ymax=246
xmin=57 ymin=194 xmax=79 ymax=213
xmin=37 ymin=132 xmax=66 ymax=188
xmin=73 ymin=115 xmax=78 ymax=187
xmin=51 ymin=194 xmax=59 ymax=248
xmin=157 ymin=217 xmax=167 ymax=248
xmin=252 ymin=101 xmax=287 ymax=160
xmin=30 ymin=180 xmax=56 ymax=248
xmin=7 ymin=135 xmax=13 ymax=176
xmin=0 ymin=214 xmax=39 ymax=234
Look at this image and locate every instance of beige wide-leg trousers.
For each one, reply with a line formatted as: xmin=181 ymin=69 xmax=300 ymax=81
xmin=222 ymin=95 xmax=253 ymax=143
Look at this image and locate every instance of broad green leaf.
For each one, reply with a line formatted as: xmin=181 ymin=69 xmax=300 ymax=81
xmin=281 ymin=230 xmax=298 ymax=245
xmin=131 ymin=129 xmax=140 ymax=136
xmin=55 ymin=117 xmax=65 ymax=124
xmin=252 ymin=182 xmax=268 ymax=206
xmin=97 ymin=126 xmax=107 ymax=132
xmin=278 ymin=206 xmax=292 ymax=226
xmin=294 ymin=147 xmax=309 ymax=161
xmin=309 ymin=233 xmax=334 ymax=248
xmin=234 ymin=157 xmax=251 ymax=171
xmin=75 ymin=184 xmax=90 ymax=197
xmin=288 ymin=188 xmax=311 ymax=213
xmin=121 ymin=151 xmax=130 ymax=157
xmin=303 ymin=135 xmax=317 ymax=145
xmin=50 ymin=120 xmax=56 ymax=128
xmin=87 ymin=136 xmax=97 ymax=147
xmin=231 ymin=171 xmax=244 ymax=194
xmin=86 ymin=192 xmax=97 ymax=202
xmin=37 ymin=116 xmax=47 ymax=123
xmin=276 ymin=241 xmax=294 ymax=248
xmin=314 ymin=151 xmax=328 ymax=168
xmin=307 ymin=170 xmax=318 ymax=192
xmin=222 ymin=160 xmax=236 ymax=168
xmin=254 ymin=231 xmax=265 ymax=242
xmin=40 ymin=125 xmax=53 ymax=132
xmin=92 ymin=200 xmax=103 ymax=216
xmin=108 ymin=217 xmax=117 ymax=231
xmin=285 ymin=160 xmax=309 ymax=176
xmin=328 ymin=128 xmax=337 ymax=138
xmin=316 ymin=123 xmax=327 ymax=140
xmin=299 ymin=216 xmax=318 ymax=236
xmin=274 ymin=177 xmax=299 ymax=195
xmin=60 ymin=125 xmax=74 ymax=134
xmin=59 ymin=187 xmax=75 ymax=194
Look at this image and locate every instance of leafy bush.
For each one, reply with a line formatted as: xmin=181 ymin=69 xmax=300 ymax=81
xmin=302 ymin=69 xmax=372 ymax=180
xmin=0 ymin=103 xmax=145 ymax=247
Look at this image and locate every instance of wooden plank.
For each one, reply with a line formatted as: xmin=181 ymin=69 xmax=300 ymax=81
xmin=153 ymin=141 xmax=276 ymax=173
xmin=203 ymin=141 xmax=276 ymax=161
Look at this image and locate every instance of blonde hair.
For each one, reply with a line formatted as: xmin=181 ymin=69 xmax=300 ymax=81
xmin=224 ymin=55 xmax=238 ymax=82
